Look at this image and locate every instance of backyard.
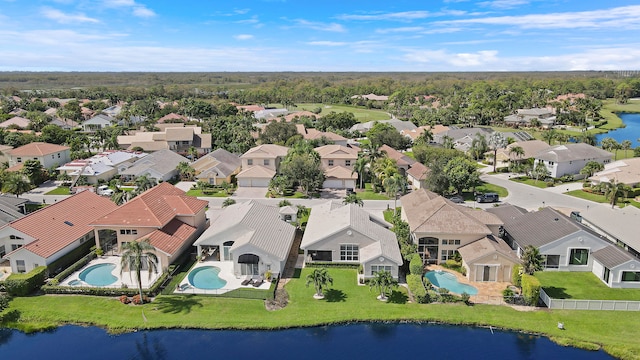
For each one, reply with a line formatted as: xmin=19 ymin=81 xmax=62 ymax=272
xmin=292 ymin=103 xmax=390 ymax=122
xmin=535 ymin=272 xmax=640 ymax=301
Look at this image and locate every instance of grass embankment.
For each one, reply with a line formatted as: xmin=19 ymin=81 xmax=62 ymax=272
xmin=3 ymin=268 xmax=640 ymax=359
xmin=566 ymin=190 xmax=640 ymax=209
xmin=536 ymin=272 xmax=640 ymax=301
xmin=292 ymin=103 xmax=389 ymax=122
xmin=45 ymin=187 xmax=71 ymax=195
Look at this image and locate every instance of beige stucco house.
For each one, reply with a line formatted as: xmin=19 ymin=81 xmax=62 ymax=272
xmin=315 ymin=144 xmax=359 ymax=189
xmin=236 ymin=144 xmax=289 ymax=187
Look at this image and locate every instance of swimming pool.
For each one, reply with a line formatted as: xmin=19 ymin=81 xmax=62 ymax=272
xmin=425 ymin=270 xmax=478 ymax=295
xmin=188 ymin=266 xmax=227 ymax=290
xmin=78 ymin=263 xmax=118 ymax=287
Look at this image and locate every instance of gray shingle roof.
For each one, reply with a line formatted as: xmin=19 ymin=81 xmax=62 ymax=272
xmin=592 ymin=245 xmax=636 ymax=269
xmin=534 ymin=143 xmax=612 ymax=163
xmin=457 ymin=235 xmax=519 ymax=264
xmin=192 ymin=148 xmax=241 ymax=178
xmin=486 ymin=203 xmax=528 ymax=222
xmin=119 ymin=149 xmax=188 ymax=177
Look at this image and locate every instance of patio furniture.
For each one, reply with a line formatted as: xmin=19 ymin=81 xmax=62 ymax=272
xmin=252 ymin=276 xmax=264 ymax=287
xmin=241 ymin=276 xmax=253 ymax=286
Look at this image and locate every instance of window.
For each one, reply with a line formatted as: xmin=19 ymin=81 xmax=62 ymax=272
xmin=263 ymin=159 xmax=270 ymax=166
xmin=51 ymin=155 xmax=55 ymax=159
xmin=454 ymin=239 xmax=461 ymax=245
xmin=11 ymin=244 xmax=22 ymax=251
xmin=569 ymin=248 xmax=589 ymax=265
xmin=119 ymin=229 xmax=138 ymax=235
xmin=345 ymin=160 xmax=351 ymax=167
xmin=182 ymin=141 xmax=189 ymax=145
xmin=0 ymin=245 xmax=4 ymax=257
xmin=16 ymin=260 xmax=26 ymax=273
xmin=223 ymin=241 xmax=234 ymax=261
xmin=621 ymin=271 xmax=640 ymax=282
xmin=340 ymin=244 xmax=359 ymax=261
xmin=328 ymin=160 xmax=334 ymax=166
xmin=58 ymin=153 xmax=61 ymax=158
xmin=441 ymin=250 xmax=456 ymax=261
xmin=543 ymin=255 xmax=560 ymax=269
xmin=241 ymin=263 xmax=259 ymax=276
xmin=9 ymin=235 xmax=22 ymax=240
xmin=247 ymin=159 xmax=253 ymax=166
xmin=370 ymin=265 xmax=393 ymax=276
xmin=309 ymin=250 xmax=332 ymax=261
xmin=442 ymin=239 xmax=448 ymax=245
xmin=603 ymin=267 xmax=611 ymax=283
xmin=17 ymin=157 xmax=22 ymax=163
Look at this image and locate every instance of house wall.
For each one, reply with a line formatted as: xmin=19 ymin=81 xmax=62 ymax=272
xmin=231 ymin=243 xmax=286 ymax=276
xmin=535 ymin=231 xmax=610 ymax=271
xmin=242 ymin=156 xmax=279 ymax=171
xmin=302 ymin=227 xmax=376 ymax=263
xmin=535 ymin=155 xmax=611 ymax=178
xmin=411 ymin=231 xmax=488 ymax=264
xmin=362 ymin=256 xmax=400 ymax=280
xmin=320 ymin=158 xmax=356 ymax=170
xmin=10 ymin=150 xmax=71 ymax=169
xmin=0 ymin=227 xmax=34 ymax=258
xmin=8 ymin=249 xmax=45 ymax=273
xmin=593 ymin=260 xmax=640 ymax=289
xmin=176 ymin=210 xmax=207 ymax=232
xmin=407 ymin=174 xmax=425 ymax=189
xmin=462 ymin=253 xmax=516 ymax=282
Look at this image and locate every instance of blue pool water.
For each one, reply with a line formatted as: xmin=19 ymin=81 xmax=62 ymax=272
xmin=596 ymin=112 xmax=640 ymax=148
xmin=0 ymin=324 xmax=614 ymax=359
xmin=188 ymin=266 xmax=227 ymax=290
xmin=425 ymin=270 xmax=478 ymax=295
xmin=78 ymin=263 xmax=117 ymax=287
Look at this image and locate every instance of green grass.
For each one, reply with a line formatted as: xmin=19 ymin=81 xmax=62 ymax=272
xmin=4 ymin=268 xmax=640 ymax=359
xmin=45 ymin=187 xmax=71 ymax=195
xmin=185 ymin=189 xmax=232 ymax=197
xmin=473 ymin=182 xmax=509 ymax=197
xmin=536 ymin=272 xmax=640 ymax=301
xmin=358 ymin=183 xmax=390 ymax=200
xmin=292 ymin=103 xmax=390 ymax=123
xmin=283 ymin=191 xmax=308 ymax=199
xmin=565 ymin=189 xmax=637 ymax=208
xmin=510 ymin=177 xmax=550 ymax=189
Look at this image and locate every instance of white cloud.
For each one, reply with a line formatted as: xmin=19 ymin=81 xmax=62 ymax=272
xmin=306 ymin=41 xmax=347 ymax=46
xmin=290 ymin=19 xmax=346 ymax=32
xmin=403 ymin=49 xmax=500 ymax=67
xmin=132 ymin=6 xmax=155 ymax=18
xmin=102 ymin=0 xmax=155 ymax=18
xmin=376 ymin=26 xmax=425 ymax=34
xmin=337 ymin=11 xmax=432 ymax=21
xmin=234 ymin=34 xmax=254 ymax=40
xmin=478 ymin=0 xmax=529 ymax=10
xmin=41 ymin=7 xmax=100 ymax=24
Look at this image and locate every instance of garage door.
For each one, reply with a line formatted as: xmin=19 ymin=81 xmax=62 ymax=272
xmin=239 ymin=178 xmax=270 ymax=187
xmin=238 ymin=178 xmax=252 ymax=187
xmin=323 ymin=179 xmax=344 ymax=189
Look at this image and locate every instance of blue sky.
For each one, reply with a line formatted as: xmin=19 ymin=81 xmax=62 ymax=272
xmin=1 ymin=0 xmax=639 ymax=71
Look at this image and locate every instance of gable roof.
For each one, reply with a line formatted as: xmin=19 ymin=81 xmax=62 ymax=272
xmin=400 ymin=189 xmax=495 ymax=235
xmin=194 ymin=200 xmax=296 ymax=261
xmin=315 ymin=144 xmax=358 ymax=159
xmin=485 ymin=203 xmax=528 ymax=222
xmin=534 ymin=143 xmax=612 ymax=163
xmin=592 ymin=245 xmax=637 ymax=269
xmin=457 ymin=236 xmax=519 ymax=264
xmin=9 ymin=142 xmax=70 ymax=157
xmin=0 ymin=116 xmax=31 ymax=128
xmin=406 ymin=162 xmax=429 ymax=181
xmin=379 ymin=145 xmax=416 ymax=167
xmin=83 ymin=114 xmax=113 ymax=125
xmin=91 ymin=182 xmax=207 ymax=228
xmin=5 ymin=191 xmax=118 ymax=259
xmin=301 ymin=201 xmax=402 ymax=264
xmin=144 ymin=218 xmax=197 ymax=257
xmin=119 ymin=149 xmax=188 ymax=177
xmin=589 ymin=157 xmax=640 ymax=186
xmin=236 ymin=165 xmax=276 ymax=179
xmin=325 ymin=166 xmax=357 ymax=180
xmin=192 ymin=148 xmax=241 ymax=178
xmin=241 ymin=144 xmax=289 ymax=158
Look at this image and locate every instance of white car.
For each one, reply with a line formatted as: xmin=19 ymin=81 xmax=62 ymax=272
xmin=97 ymin=185 xmax=114 ymax=196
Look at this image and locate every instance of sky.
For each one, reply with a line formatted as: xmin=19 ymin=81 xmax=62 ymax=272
xmin=1 ymin=0 xmax=640 ymax=72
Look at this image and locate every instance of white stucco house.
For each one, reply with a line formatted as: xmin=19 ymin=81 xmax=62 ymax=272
xmin=533 ymin=143 xmax=613 ymax=178
xmin=193 ymin=201 xmax=296 ymax=277
xmin=300 ymin=201 xmax=403 ymax=280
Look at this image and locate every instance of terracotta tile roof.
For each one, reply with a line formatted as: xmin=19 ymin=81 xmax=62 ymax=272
xmin=325 ymin=166 xmax=357 ymax=180
xmin=7 ymin=191 xmax=118 ymax=259
xmin=315 ymin=144 xmax=358 ymax=159
xmin=457 ymin=235 xmax=519 ymax=264
xmin=6 ymin=163 xmax=23 ymax=172
xmin=91 ymin=183 xmax=207 ymax=227
xmin=9 ymin=142 xmax=70 ymax=157
xmin=144 ymin=218 xmax=197 ymax=256
xmin=379 ymin=145 xmax=416 ymax=167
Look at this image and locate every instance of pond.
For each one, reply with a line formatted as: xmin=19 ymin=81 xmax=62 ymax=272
xmin=596 ymin=112 xmax=640 ymax=148
xmin=0 ymin=323 xmax=614 ymax=359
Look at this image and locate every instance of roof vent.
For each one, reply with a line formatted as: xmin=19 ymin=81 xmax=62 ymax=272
xmin=554 ymin=218 xmax=559 ymax=221
xmin=64 ymin=221 xmax=74 ymax=226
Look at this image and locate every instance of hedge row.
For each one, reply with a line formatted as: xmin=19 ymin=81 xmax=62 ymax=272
xmin=41 ymin=285 xmax=142 ymax=297
xmin=5 ymin=266 xmax=47 ymax=296
xmin=54 ymin=250 xmax=97 ymax=283
xmin=305 ymin=262 xmax=360 ymax=269
xmin=406 ymin=274 xmax=426 ymax=299
xmin=521 ymin=274 xmax=541 ymax=306
xmin=47 ymin=241 xmax=94 ymax=277
xmin=511 ymin=264 xmax=522 ymax=287
xmin=409 ymin=254 xmax=423 ymax=275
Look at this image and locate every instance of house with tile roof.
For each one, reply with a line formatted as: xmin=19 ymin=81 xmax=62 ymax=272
xmin=379 ymin=144 xmax=416 ymax=175
xmin=157 ymin=113 xmax=187 ymax=124
xmin=91 ymin=182 xmax=208 ymax=270
xmin=237 ymin=144 xmax=289 ymax=187
xmin=504 ymin=108 xmax=557 ymax=128
xmin=118 ymin=149 xmax=188 ymax=183
xmin=350 ymin=119 xmax=416 ymax=134
xmin=533 ymin=143 xmax=613 ymax=178
xmin=191 ymin=148 xmax=242 ymax=185
xmin=1 ymin=191 xmax=118 ymax=274
xmin=588 ymin=157 xmax=640 ymax=187
xmin=284 ymin=111 xmax=318 ymax=123
xmin=193 ymin=200 xmax=296 ymax=277
xmin=591 ymin=245 xmax=640 ymax=288
xmin=7 ymin=142 xmax=71 ymax=170
xmin=0 ymin=116 xmax=31 ymax=129
xmin=117 ymin=125 xmax=212 ymax=155
xmin=56 ymin=150 xmax=147 ymax=184
xmin=401 ymin=125 xmax=449 ymax=142
xmin=301 ymin=201 xmax=402 ymax=279
xmin=315 ymin=144 xmax=358 ymax=189
xmin=495 ymin=140 xmax=551 ymax=163
xmin=457 ymin=235 xmax=520 ymax=282
xmin=406 ymin=162 xmax=429 ymax=190
xmin=400 ymin=189 xmax=510 ymax=282
xmin=81 ymin=114 xmax=114 ymax=132
xmin=296 ymin=124 xmax=348 ymax=146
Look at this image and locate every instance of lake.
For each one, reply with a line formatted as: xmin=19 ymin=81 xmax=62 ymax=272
xmin=596 ymin=112 xmax=640 ymax=148
xmin=0 ymin=323 xmax=614 ymax=359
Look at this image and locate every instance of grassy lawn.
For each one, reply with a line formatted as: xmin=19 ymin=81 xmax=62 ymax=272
xmin=3 ymin=268 xmax=640 ymax=358
xmin=292 ymin=103 xmax=389 ymax=123
xmin=510 ymin=177 xmax=551 ymax=189
xmin=473 ymin=182 xmax=509 ymax=197
xmin=565 ymin=189 xmax=639 ymax=208
xmin=185 ymin=189 xmax=232 ymax=197
xmin=45 ymin=187 xmax=71 ymax=195
xmin=283 ymin=191 xmax=309 ymax=199
xmin=357 ymin=183 xmax=390 ymax=200
xmin=536 ymin=271 xmax=640 ymax=301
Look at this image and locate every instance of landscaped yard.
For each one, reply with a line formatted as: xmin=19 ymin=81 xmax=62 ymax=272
xmin=292 ymin=103 xmax=390 ymax=122
xmin=566 ymin=189 xmax=640 ymax=209
xmin=535 ymin=271 xmax=640 ymax=301
xmin=185 ymin=189 xmax=232 ymax=197
xmin=357 ymin=183 xmax=390 ymax=200
xmin=4 ymin=268 xmax=640 ymax=359
xmin=45 ymin=187 xmax=71 ymax=195
xmin=510 ymin=177 xmax=551 ymax=189
xmin=459 ymin=182 xmax=509 ymax=201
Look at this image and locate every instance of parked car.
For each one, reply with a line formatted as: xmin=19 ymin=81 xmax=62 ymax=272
xmin=476 ymin=192 xmax=499 ymax=203
xmin=97 ymin=185 xmax=114 ymax=196
xmin=447 ymin=195 xmax=465 ymax=204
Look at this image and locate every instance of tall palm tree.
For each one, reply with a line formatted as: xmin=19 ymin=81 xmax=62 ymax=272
xmin=187 ymin=146 xmax=199 ymax=160
xmin=351 ymin=155 xmax=368 ymax=189
xmin=120 ymin=239 xmax=158 ymax=304
xmin=134 ymin=174 xmax=156 ymax=194
xmin=343 ymin=193 xmax=364 ymax=207
xmin=488 ymin=132 xmax=507 ymax=173
xmin=521 ymin=245 xmax=543 ymax=275
xmin=369 ymin=270 xmax=397 ymax=301
xmin=541 ymin=129 xmax=557 ymax=145
xmin=602 ymin=179 xmax=630 ymax=209
xmin=2 ymin=172 xmax=31 ymax=198
xmin=508 ymin=145 xmax=525 ymax=162
xmin=621 ymin=140 xmax=632 ymax=158
xmin=305 ymin=267 xmax=333 ymax=299
xmin=176 ymin=162 xmax=195 ymax=181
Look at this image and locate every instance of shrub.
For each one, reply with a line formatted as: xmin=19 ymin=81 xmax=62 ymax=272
xmin=409 ymin=254 xmax=423 ymax=275
xmin=460 ymin=292 xmax=471 ymax=305
xmin=0 ymin=293 xmax=10 ymax=312
xmin=521 ymin=274 xmax=541 ymax=306
xmin=511 ymin=264 xmax=522 ymax=287
xmin=437 ymin=287 xmax=456 ymax=303
xmin=406 ymin=274 xmax=426 ymax=300
xmin=502 ymin=287 xmax=515 ymax=303
xmin=131 ymin=294 xmax=151 ymax=305
xmin=119 ymin=295 xmax=131 ymax=304
xmin=54 ymin=250 xmax=97 ymax=283
xmin=4 ymin=266 xmax=47 ymax=296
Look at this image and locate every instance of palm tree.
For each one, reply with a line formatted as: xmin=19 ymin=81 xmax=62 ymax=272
xmin=602 ymin=179 xmax=630 ymax=209
xmin=621 ymin=140 xmax=632 ymax=158
xmin=442 ymin=135 xmax=455 ymax=150
xmin=222 ymin=198 xmax=236 ymax=208
xmin=343 ymin=193 xmax=364 ymax=207
xmin=541 ymin=129 xmax=557 ymax=145
xmin=508 ymin=145 xmax=525 ymax=162
xmin=351 ymin=155 xmax=368 ymax=189
xmin=120 ymin=239 xmax=158 ymax=304
xmin=187 ymin=146 xmax=199 ymax=160
xmin=600 ymin=137 xmax=620 ymax=160
xmin=2 ymin=172 xmax=31 ymax=198
xmin=176 ymin=162 xmax=195 ymax=181
xmin=488 ymin=132 xmax=507 ymax=173
xmin=369 ymin=270 xmax=397 ymax=301
xmin=521 ymin=245 xmax=543 ymax=275
xmin=305 ymin=267 xmax=333 ymax=299
xmin=134 ymin=174 xmax=156 ymax=194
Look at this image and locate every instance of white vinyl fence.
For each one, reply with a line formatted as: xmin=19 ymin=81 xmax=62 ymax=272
xmin=540 ymin=289 xmax=640 ymax=311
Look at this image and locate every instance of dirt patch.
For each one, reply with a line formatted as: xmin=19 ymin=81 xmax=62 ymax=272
xmin=265 ymin=289 xmax=289 ymax=311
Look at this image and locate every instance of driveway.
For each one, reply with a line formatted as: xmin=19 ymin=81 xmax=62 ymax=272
xmin=232 ymin=187 xmax=269 ymax=199
xmin=174 ymin=181 xmax=195 ymax=192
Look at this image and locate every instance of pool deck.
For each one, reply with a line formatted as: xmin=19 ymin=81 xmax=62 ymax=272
xmin=425 ymin=265 xmax=512 ymax=305
xmin=61 ymin=256 xmax=160 ymax=289
xmin=174 ymin=260 xmax=273 ymax=295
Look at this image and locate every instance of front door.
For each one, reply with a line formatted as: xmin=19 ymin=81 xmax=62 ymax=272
xmin=483 ymin=266 xmax=491 ymax=281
